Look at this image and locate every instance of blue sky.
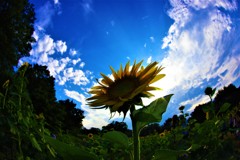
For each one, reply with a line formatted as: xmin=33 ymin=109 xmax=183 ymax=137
xmin=20 ymin=0 xmax=240 ymax=129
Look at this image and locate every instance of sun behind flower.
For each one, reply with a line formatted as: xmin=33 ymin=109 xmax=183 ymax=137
xmin=87 ymin=60 xmax=165 ymax=118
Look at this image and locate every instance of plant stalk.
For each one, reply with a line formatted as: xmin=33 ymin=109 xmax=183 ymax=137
xmin=130 ymin=105 xmax=140 ymax=160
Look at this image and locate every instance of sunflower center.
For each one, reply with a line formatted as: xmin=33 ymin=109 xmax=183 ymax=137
xmin=108 ymin=77 xmax=138 ymax=98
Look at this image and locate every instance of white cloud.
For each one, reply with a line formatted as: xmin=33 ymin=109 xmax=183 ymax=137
xmin=69 ymin=48 xmax=77 ymax=56
xmin=55 ymin=40 xmax=67 ymax=54
xmin=39 ymin=53 xmax=49 ymax=63
xmin=64 ymin=89 xmax=86 ymax=105
xmin=147 ymin=56 xmax=152 ymax=64
xmin=53 ymin=0 xmax=59 ymax=5
xmin=57 ymin=67 xmax=89 ymax=86
xmin=144 ymin=43 xmax=147 ymax=48
xmin=35 ymin=34 xmax=55 ymax=55
xmin=80 ymin=62 xmax=85 ymax=68
xmin=64 ymin=89 xmax=111 ymax=129
xmin=150 ymin=36 xmax=155 ymax=43
xmin=185 ymin=0 xmax=237 ymax=11
xmin=81 ymin=94 xmax=131 ymax=129
xmin=72 ymin=58 xmax=81 ymax=65
xmin=180 ymin=95 xmax=210 ymax=112
xmin=20 ymin=28 xmax=91 ymax=87
xmin=156 ymin=0 xmax=240 ymax=114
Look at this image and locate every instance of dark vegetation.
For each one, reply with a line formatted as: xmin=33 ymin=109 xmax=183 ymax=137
xmin=0 ymin=0 xmax=239 ymax=159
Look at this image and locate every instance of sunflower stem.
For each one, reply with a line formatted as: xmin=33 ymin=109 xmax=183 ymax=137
xmin=130 ymin=105 xmax=140 ymax=160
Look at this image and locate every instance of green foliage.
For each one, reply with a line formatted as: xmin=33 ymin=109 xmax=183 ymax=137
xmin=25 ymin=64 xmax=85 ymax=133
xmin=57 ymin=99 xmax=85 ymax=132
xmin=45 ymin=135 xmax=98 ymax=160
xmin=0 ymin=63 xmax=55 ymax=159
xmin=133 ymin=94 xmax=173 ymax=134
xmin=102 ymin=121 xmax=130 ymax=136
xmin=217 ymin=102 xmax=231 ymax=114
xmin=103 ymin=131 xmax=130 ymax=148
xmin=153 ymin=149 xmax=187 ymax=160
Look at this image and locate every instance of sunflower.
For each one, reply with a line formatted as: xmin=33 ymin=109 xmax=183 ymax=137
xmin=88 ymin=133 xmax=93 ymax=139
xmin=159 ymin=132 xmax=165 ymax=138
xmin=87 ymin=60 xmax=165 ymax=118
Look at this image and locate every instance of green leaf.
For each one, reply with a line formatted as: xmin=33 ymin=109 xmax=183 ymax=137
xmin=218 ymin=103 xmax=230 ymax=113
xmin=30 ymin=133 xmax=42 ymax=151
xmin=152 ymin=149 xmax=187 ymax=160
xmin=186 ymin=144 xmax=201 ymax=151
xmin=46 ymin=144 xmax=56 ymax=158
xmin=0 ymin=92 xmax=4 ymax=97
xmin=103 ymin=131 xmax=129 ymax=148
xmin=45 ymin=136 xmax=98 ymax=160
xmin=8 ymin=120 xmax=18 ymax=135
xmin=133 ymin=94 xmax=173 ymax=133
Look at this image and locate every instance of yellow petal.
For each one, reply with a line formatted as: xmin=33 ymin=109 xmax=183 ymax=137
xmin=140 ymin=67 xmax=157 ymax=80
xmin=129 ymin=84 xmax=147 ymax=99
xmin=118 ymin=64 xmax=123 ymax=79
xmin=141 ymin=91 xmax=155 ymax=97
xmin=104 ymin=100 xmax=120 ymax=105
xmin=100 ymin=73 xmax=113 ymax=86
xmin=91 ymin=85 xmax=104 ymax=90
xmin=87 ymin=95 xmax=108 ymax=101
xmin=145 ymin=86 xmax=162 ymax=91
xmin=149 ymin=74 xmax=165 ymax=84
xmin=136 ymin=66 xmax=145 ymax=76
xmin=111 ymin=102 xmax=124 ymax=112
xmin=88 ymin=90 xmax=104 ymax=95
xmin=110 ymin=66 xmax=120 ymax=80
xmin=138 ymin=62 xmax=158 ymax=78
xmin=139 ymin=72 xmax=157 ymax=85
xmin=89 ymin=99 xmax=114 ymax=106
xmin=131 ymin=60 xmax=143 ymax=76
xmin=124 ymin=61 xmax=130 ymax=76
xmin=88 ymin=97 xmax=112 ymax=106
xmin=119 ymin=97 xmax=129 ymax=102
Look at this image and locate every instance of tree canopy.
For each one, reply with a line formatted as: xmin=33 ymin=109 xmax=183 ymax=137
xmin=0 ymin=0 xmax=35 ymax=75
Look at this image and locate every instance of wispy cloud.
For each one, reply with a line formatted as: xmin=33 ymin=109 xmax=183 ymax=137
xmin=157 ymin=0 xmax=240 ymax=114
xmin=150 ymin=36 xmax=155 ymax=43
xmin=35 ymin=1 xmax=55 ymax=28
xmin=180 ymin=95 xmax=210 ymax=112
xmin=64 ymin=89 xmax=86 ymax=105
xmin=81 ymin=0 xmax=94 ymax=15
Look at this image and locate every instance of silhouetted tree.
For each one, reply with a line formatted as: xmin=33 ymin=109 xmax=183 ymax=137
xmin=0 ymin=0 xmax=35 ymax=80
xmin=25 ymin=64 xmax=56 ymax=112
xmin=214 ymin=84 xmax=240 ymax=112
xmin=57 ymin=99 xmax=85 ymax=132
xmin=102 ymin=121 xmax=131 ymax=136
xmin=162 ymin=117 xmax=173 ymax=131
xmin=189 ymin=103 xmax=208 ymax=123
xmin=140 ymin=123 xmax=163 ymax=136
xmin=25 ymin=64 xmax=66 ymax=132
xmin=81 ymin=127 xmax=101 ymax=135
